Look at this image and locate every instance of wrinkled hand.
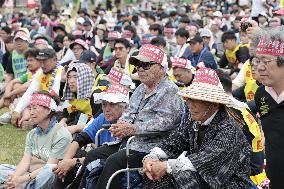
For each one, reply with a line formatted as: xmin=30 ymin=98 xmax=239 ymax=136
xmin=11 ymin=111 xmax=21 ymax=127
xmin=109 ymin=123 xmax=136 ymax=138
xmin=53 ymin=159 xmax=76 ymax=179
xmin=7 ymin=175 xmax=25 ymax=189
xmin=143 ymin=158 xmax=167 ymax=181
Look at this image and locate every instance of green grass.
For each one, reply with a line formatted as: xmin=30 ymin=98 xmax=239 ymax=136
xmin=0 ymin=108 xmax=28 ymax=165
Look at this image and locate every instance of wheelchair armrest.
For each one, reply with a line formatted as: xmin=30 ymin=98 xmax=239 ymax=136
xmin=134 ymin=131 xmax=171 ymax=138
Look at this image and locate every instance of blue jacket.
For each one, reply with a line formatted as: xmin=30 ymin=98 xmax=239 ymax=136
xmin=83 ymin=113 xmax=116 ymax=146
xmin=186 ymin=47 xmax=217 ymax=69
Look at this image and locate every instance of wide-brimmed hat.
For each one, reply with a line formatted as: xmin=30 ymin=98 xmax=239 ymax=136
xmin=70 ymin=39 xmax=89 ymax=50
xmin=178 ymin=68 xmax=232 ymax=105
xmin=129 ymin=44 xmax=167 ymax=67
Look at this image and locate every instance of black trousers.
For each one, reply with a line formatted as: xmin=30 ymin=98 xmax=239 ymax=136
xmin=78 ymin=144 xmax=147 ymax=189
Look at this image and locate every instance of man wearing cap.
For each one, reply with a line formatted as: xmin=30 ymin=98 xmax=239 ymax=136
xmin=142 ymin=68 xmax=251 ymax=188
xmin=171 ymin=57 xmax=195 ymax=88
xmin=96 ymin=31 xmax=121 ymax=70
xmin=76 ymin=44 xmax=184 ymax=189
xmin=254 ymin=26 xmax=284 ymax=188
xmin=187 ymin=35 xmax=217 ymax=69
xmin=83 ymin=20 xmax=95 ymax=42
xmin=52 ymin=84 xmax=129 ymax=188
xmin=11 ymin=48 xmax=63 ymax=127
xmin=5 ymin=30 xmax=29 ymax=82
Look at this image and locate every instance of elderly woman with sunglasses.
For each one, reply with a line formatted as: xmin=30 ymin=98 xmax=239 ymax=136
xmin=75 ymin=44 xmax=184 ymax=189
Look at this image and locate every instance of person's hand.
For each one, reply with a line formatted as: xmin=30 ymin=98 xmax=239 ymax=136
xmin=53 ymin=159 xmax=76 ymax=179
xmin=197 ymin=62 xmax=205 ymax=69
xmin=7 ymin=174 xmax=26 ymax=189
xmin=143 ymin=157 xmax=159 ymax=180
xmin=11 ymin=111 xmax=21 ymax=127
xmin=150 ymin=161 xmax=167 ymax=181
xmin=109 ymin=123 xmax=136 ymax=138
xmin=66 ymin=125 xmax=78 ymax=134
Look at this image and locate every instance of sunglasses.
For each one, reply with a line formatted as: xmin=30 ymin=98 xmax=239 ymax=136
xmin=135 ymin=61 xmax=157 ymax=70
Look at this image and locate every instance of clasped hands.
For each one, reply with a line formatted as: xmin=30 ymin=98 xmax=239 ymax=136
xmin=108 ymin=121 xmax=136 ymax=139
xmin=143 ymin=157 xmax=167 ymax=181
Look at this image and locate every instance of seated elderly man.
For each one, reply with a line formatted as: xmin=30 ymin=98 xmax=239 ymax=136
xmin=74 ymin=44 xmax=184 ymax=189
xmin=142 ymin=68 xmax=251 ymax=189
xmin=52 ymin=83 xmax=129 ymax=188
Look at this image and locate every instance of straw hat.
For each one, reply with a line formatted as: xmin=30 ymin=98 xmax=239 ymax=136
xmin=178 ymin=68 xmax=232 ymax=105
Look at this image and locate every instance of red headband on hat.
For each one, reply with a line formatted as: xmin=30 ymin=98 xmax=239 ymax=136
xmin=35 ymin=39 xmax=48 ymax=45
xmin=139 ymin=44 xmax=165 ymax=65
xmin=256 ymin=36 xmax=284 ymax=56
xmin=164 ymin=28 xmax=175 ymax=33
xmin=193 ymin=68 xmax=220 ymax=86
xmin=108 ymin=31 xmax=119 ymax=39
xmin=106 ymin=83 xmax=128 ymax=96
xmin=172 ymin=57 xmax=192 ymax=69
xmin=30 ymin=93 xmax=57 ymax=110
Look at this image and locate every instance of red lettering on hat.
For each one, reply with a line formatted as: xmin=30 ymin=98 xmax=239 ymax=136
xmin=108 ymin=32 xmax=119 ymax=39
xmin=256 ymin=37 xmax=284 ymax=56
xmin=108 ymin=67 xmax=123 ymax=83
xmin=139 ymin=44 xmax=165 ymax=65
xmin=193 ymin=68 xmax=219 ymax=86
xmin=172 ymin=57 xmax=191 ymax=69
xmin=30 ymin=94 xmax=51 ymax=108
xmin=107 ymin=83 xmax=128 ymax=96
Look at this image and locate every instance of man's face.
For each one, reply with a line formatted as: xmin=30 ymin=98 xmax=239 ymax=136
xmin=190 ymin=42 xmax=203 ymax=54
xmin=114 ymin=43 xmax=129 ymax=59
xmin=176 ymin=35 xmax=186 ymax=45
xmin=14 ymin=38 xmax=28 ymax=53
xmin=27 ymin=56 xmax=41 ymax=72
xmin=185 ymin=98 xmax=216 ymax=122
xmin=0 ymin=30 xmax=8 ymax=41
xmin=30 ymin=104 xmax=50 ymax=125
xmin=6 ymin=42 xmax=14 ymax=52
xmin=76 ymin=23 xmax=84 ymax=31
xmin=39 ymin=57 xmax=57 ymax=74
xmin=67 ymin=71 xmax=78 ymax=93
xmin=256 ymin=54 xmax=283 ymax=87
xmin=102 ymin=101 xmax=125 ymax=123
xmin=84 ymin=25 xmax=92 ymax=32
xmin=136 ymin=61 xmax=163 ymax=86
xmin=173 ymin=67 xmax=193 ymax=85
xmin=108 ymin=40 xmax=115 ymax=49
xmin=223 ymin=39 xmax=235 ymax=50
xmin=72 ymin=44 xmax=84 ymax=60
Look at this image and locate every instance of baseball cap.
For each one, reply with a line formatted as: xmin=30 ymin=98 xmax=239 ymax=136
xmin=129 ymin=44 xmax=167 ymax=67
xmin=189 ymin=35 xmax=203 ymax=44
xmin=83 ymin=20 xmax=92 ymax=26
xmin=213 ymin=11 xmax=222 ymax=18
xmin=80 ymin=50 xmax=97 ymax=63
xmin=102 ymin=83 xmax=129 ymax=104
xmin=171 ymin=57 xmax=193 ymax=70
xmin=199 ymin=29 xmax=212 ymax=38
xmin=76 ymin=17 xmax=85 ymax=24
xmin=14 ymin=30 xmax=30 ymax=42
xmin=36 ymin=49 xmax=56 ymax=60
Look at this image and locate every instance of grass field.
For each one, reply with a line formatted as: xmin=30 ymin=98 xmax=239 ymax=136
xmin=0 ymin=108 xmax=28 ymax=165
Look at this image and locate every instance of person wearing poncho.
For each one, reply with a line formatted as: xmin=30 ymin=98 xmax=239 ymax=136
xmin=142 ymin=68 xmax=251 ymax=189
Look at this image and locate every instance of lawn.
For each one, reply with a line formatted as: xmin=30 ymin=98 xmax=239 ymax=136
xmin=0 ymin=108 xmax=28 ymax=165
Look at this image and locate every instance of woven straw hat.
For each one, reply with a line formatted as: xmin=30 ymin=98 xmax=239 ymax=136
xmin=178 ymin=68 xmax=232 ymax=105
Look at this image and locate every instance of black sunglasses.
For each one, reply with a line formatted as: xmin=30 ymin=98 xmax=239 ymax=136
xmin=135 ymin=61 xmax=157 ymax=70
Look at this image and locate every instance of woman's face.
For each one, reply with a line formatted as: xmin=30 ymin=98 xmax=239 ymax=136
xmin=63 ymin=36 xmax=72 ymax=47
xmin=6 ymin=42 xmax=14 ymax=52
xmin=30 ymin=104 xmax=51 ymax=125
xmin=96 ymin=29 xmax=104 ymax=36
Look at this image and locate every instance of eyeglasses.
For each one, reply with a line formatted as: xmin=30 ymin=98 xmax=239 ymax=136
xmin=135 ymin=61 xmax=157 ymax=70
xmin=252 ymin=57 xmax=277 ymax=65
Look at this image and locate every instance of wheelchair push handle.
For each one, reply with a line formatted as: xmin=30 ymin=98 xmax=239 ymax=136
xmin=102 ymin=124 xmax=112 ymax=130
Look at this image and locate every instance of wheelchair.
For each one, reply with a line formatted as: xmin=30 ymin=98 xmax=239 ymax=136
xmin=93 ymin=124 xmax=170 ymax=189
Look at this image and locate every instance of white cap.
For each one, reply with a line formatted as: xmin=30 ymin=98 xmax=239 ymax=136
xmin=102 ymin=84 xmax=129 ymax=104
xmin=213 ymin=11 xmax=222 ymax=18
xmin=76 ymin=17 xmax=85 ymax=24
xmin=199 ymin=28 xmax=212 ymax=38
